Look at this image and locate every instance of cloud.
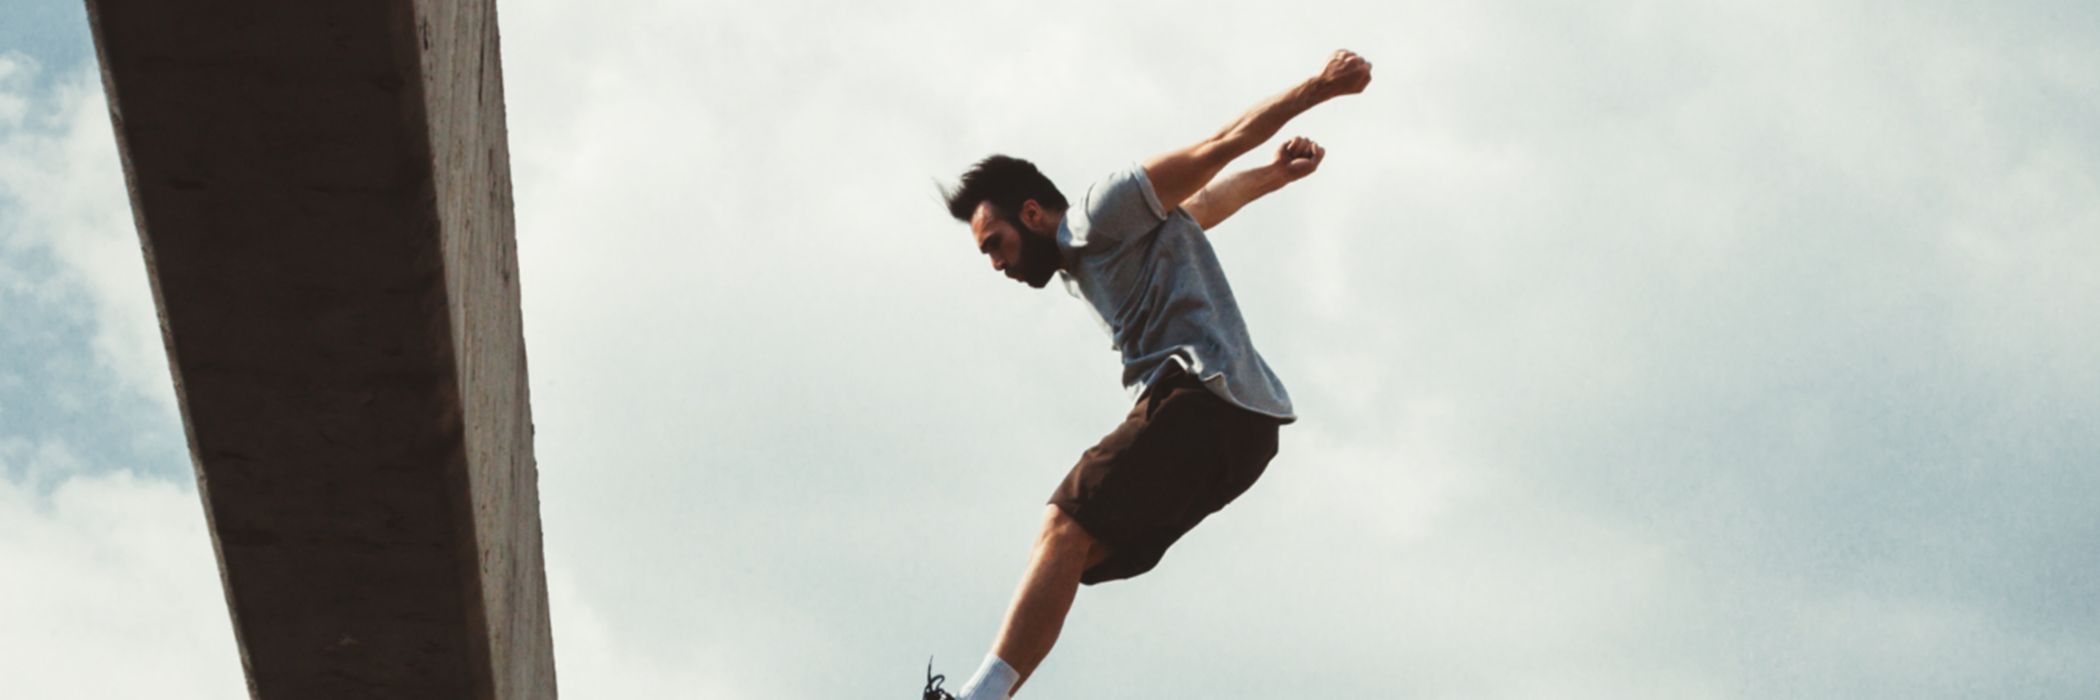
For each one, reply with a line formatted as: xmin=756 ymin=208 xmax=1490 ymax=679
xmin=0 ymin=450 xmax=244 ymax=698
xmin=4 ymin=0 xmax=2097 ymax=697
xmin=539 ymin=565 xmax=754 ymax=697
xmin=0 ymin=52 xmax=172 ymax=413
xmin=490 ymin=0 xmax=2099 ymax=696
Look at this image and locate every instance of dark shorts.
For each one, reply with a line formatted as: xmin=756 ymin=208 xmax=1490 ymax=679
xmin=1050 ymin=366 xmax=1282 ymax=585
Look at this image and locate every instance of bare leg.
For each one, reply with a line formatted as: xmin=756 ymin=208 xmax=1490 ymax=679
xmin=990 ymin=505 xmax=1112 ymax=695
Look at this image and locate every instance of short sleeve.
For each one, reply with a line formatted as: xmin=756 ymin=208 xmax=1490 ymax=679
xmin=1069 ymin=163 xmax=1168 ymax=248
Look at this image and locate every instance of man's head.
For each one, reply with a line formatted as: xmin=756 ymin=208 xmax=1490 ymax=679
xmin=943 ymin=155 xmax=1067 ymax=289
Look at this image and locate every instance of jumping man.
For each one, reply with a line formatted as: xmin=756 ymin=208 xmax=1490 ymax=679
xmin=925 ymin=49 xmax=1373 ymax=700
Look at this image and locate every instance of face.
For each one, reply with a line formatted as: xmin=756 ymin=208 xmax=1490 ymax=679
xmin=970 ymin=200 xmax=1062 ymax=288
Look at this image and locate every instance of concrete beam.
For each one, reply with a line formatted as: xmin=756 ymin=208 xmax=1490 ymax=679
xmin=84 ymin=1 xmax=555 ymax=697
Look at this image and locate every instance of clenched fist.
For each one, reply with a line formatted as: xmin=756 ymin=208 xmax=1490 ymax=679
xmin=1314 ymin=49 xmax=1373 ymax=99
xmin=1275 ymin=136 xmax=1326 ymax=181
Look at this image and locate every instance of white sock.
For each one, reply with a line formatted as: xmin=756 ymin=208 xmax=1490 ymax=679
xmin=957 ymin=654 xmax=1019 ymax=700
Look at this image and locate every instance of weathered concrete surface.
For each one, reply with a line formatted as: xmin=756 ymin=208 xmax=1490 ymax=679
xmin=84 ymin=0 xmax=555 ymax=697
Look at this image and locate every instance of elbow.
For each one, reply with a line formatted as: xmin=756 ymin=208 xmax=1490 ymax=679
xmin=1181 ymin=200 xmax=1213 ymax=229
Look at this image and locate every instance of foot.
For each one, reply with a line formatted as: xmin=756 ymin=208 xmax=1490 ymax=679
xmin=923 ymin=658 xmax=957 ymax=700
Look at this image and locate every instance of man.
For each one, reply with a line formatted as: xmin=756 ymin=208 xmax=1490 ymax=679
xmin=926 ymin=49 xmax=1372 ymax=700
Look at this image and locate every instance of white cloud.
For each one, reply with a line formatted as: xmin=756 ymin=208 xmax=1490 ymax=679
xmin=0 ymin=453 xmax=244 ymax=699
xmin=493 ymin=1 xmax=2099 ymax=696
xmin=539 ymin=565 xmax=753 ymax=697
xmin=4 ymin=0 xmax=2097 ymax=697
xmin=0 ymin=441 xmax=764 ymax=700
xmin=0 ymin=54 xmax=170 ymax=411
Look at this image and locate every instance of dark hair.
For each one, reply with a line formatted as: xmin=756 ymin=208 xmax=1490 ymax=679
xmin=942 ymin=155 xmax=1068 ymax=226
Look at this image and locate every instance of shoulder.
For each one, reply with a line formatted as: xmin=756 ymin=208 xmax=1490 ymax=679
xmin=1068 ymin=163 xmax=1169 ymax=248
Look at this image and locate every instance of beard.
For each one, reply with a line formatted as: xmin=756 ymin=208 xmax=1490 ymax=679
xmin=1014 ymin=224 xmax=1063 ymax=289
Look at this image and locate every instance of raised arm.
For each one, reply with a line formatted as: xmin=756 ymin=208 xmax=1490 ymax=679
xmin=1183 ymin=137 xmax=1324 ymax=230
xmin=1142 ymin=50 xmax=1371 ymax=212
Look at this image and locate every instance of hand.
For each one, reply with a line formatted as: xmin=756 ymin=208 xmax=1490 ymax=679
xmin=1314 ymin=49 xmax=1373 ymax=99
xmin=1274 ymin=136 xmax=1325 ymax=181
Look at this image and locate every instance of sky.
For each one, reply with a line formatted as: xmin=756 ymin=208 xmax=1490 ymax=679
xmin=2 ymin=0 xmax=2098 ymax=698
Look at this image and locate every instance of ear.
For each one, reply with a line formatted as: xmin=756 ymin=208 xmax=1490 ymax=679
xmin=1019 ymin=199 xmax=1046 ymax=228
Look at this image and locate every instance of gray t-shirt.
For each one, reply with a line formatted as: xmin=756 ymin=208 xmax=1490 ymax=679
xmin=1056 ymin=163 xmax=1295 ymax=423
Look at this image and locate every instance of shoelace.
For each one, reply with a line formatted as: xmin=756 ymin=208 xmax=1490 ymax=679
xmin=923 ymin=657 xmax=957 ymax=700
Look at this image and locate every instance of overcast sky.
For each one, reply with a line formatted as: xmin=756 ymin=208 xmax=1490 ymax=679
xmin=4 ymin=1 xmax=2098 ymax=698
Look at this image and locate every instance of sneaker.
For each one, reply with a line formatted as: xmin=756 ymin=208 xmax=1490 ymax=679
xmin=923 ymin=657 xmax=957 ymax=700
